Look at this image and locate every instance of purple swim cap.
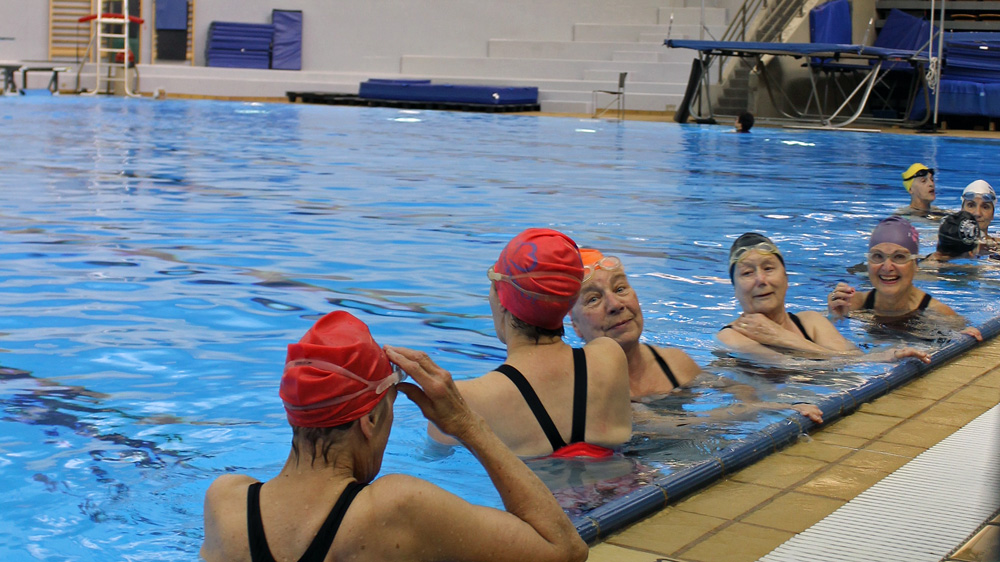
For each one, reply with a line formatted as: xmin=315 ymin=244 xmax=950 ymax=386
xmin=869 ymin=216 xmax=919 ymax=254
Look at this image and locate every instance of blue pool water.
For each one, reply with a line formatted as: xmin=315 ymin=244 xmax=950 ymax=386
xmin=1 ymin=96 xmax=999 ymax=560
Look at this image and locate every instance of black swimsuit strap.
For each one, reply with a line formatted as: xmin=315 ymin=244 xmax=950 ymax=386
xmin=864 ymin=289 xmax=931 ymax=313
xmin=495 ymin=364 xmax=567 ymax=451
xmin=918 ymin=293 xmax=932 ymax=311
xmin=788 ymin=313 xmax=815 ymax=343
xmin=645 ymin=344 xmax=681 ymax=389
xmin=570 ymin=347 xmax=587 ymax=444
xmin=246 ymin=480 xmax=368 ymax=562
xmin=298 ymin=481 xmax=367 ymax=562
xmin=862 ymin=289 xmax=876 ymax=310
xmin=247 ymin=482 xmax=275 ymax=562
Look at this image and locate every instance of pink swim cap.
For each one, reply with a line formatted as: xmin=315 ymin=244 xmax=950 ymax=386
xmin=492 ymin=228 xmax=584 ymax=330
xmin=869 ymin=216 xmax=919 ymax=254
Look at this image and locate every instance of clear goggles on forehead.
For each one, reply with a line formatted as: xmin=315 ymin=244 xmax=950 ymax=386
xmin=282 ymin=359 xmax=407 ymax=411
xmin=729 ymin=242 xmax=781 ymax=266
xmin=904 ymin=168 xmax=934 ymax=181
xmin=866 ymin=250 xmax=917 ymax=265
xmin=486 ymin=266 xmax=579 ymax=302
xmin=962 ymin=191 xmax=996 ymax=204
xmin=583 ymin=255 xmax=622 ymax=282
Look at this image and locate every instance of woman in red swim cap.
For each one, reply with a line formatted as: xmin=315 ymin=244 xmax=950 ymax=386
xmin=427 ymin=228 xmax=632 ymax=459
xmin=201 ymin=310 xmax=588 ymax=562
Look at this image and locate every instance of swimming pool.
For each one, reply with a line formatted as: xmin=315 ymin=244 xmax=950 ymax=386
xmin=1 ymin=96 xmax=998 ymax=560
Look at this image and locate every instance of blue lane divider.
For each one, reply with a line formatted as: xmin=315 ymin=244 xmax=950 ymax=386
xmin=574 ymin=316 xmax=1000 ymax=543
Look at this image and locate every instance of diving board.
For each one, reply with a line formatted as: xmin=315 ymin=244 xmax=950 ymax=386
xmin=666 ymin=39 xmax=932 ymax=128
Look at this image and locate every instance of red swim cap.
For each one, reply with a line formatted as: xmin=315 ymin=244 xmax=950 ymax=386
xmin=280 ymin=311 xmax=393 ymax=428
xmin=493 ymin=228 xmax=584 ymax=330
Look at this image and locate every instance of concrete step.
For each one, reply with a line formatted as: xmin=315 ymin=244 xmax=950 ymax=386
xmin=400 ymin=55 xmax=692 ymax=83
xmin=612 ymin=51 xmax=661 ymax=62
xmin=487 ymin=39 xmax=695 ymax=64
xmin=574 ymin=22 xmax=727 ymax=42
xmin=655 ymin=6 xmax=728 ymax=26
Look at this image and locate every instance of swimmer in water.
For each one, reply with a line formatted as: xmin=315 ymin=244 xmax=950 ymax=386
xmin=896 ymin=163 xmax=947 ymax=221
xmin=569 ymin=247 xmax=824 ymax=423
xmin=720 ymin=232 xmax=935 ymax=361
xmin=427 ymin=228 xmax=632 ymax=459
xmin=827 ymin=216 xmax=983 ymax=341
xmin=201 ymin=310 xmax=588 ymax=562
xmin=922 ymin=211 xmax=981 ymax=264
xmin=960 ymin=180 xmax=998 ymax=254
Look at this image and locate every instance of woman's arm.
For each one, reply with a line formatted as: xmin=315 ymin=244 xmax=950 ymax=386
xmin=384 ymin=346 xmax=588 ymax=562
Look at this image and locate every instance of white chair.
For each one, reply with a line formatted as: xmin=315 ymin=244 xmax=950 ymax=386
xmin=592 ymin=72 xmax=627 ymax=119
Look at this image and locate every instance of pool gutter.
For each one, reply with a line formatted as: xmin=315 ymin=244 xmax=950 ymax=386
xmin=574 ymin=316 xmax=1000 ymax=543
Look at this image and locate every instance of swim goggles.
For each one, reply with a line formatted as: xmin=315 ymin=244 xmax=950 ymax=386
xmin=583 ymin=255 xmax=622 ymax=283
xmin=866 ymin=250 xmax=918 ymax=265
xmin=962 ymin=191 xmax=996 ymax=203
xmin=729 ymin=241 xmax=781 ymax=266
xmin=487 ymin=266 xmax=580 ymax=302
xmin=903 ymin=168 xmax=934 ymax=181
xmin=282 ymin=359 xmax=407 ymax=411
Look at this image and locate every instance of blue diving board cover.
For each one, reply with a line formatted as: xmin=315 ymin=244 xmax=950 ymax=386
xmin=271 ymin=10 xmax=302 ymax=71
xmin=666 ymin=40 xmax=927 ymax=61
xmin=358 ymin=79 xmax=538 ymax=105
xmin=207 ymin=21 xmax=274 ymax=69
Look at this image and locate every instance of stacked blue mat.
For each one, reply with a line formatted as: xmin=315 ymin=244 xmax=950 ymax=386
xmin=206 ymin=22 xmax=274 ymax=69
xmin=912 ymin=32 xmax=1000 ymax=118
xmin=358 ymin=79 xmax=538 ymax=105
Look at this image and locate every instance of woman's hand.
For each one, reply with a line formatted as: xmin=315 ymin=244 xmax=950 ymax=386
xmin=892 ymin=347 xmax=932 ymax=364
xmin=384 ymin=345 xmax=480 ymax=440
xmin=827 ymin=282 xmax=855 ymax=318
xmin=961 ymin=327 xmax=983 ymax=342
xmin=790 ymin=403 xmax=823 ymax=424
xmin=731 ymin=313 xmax=796 ymax=347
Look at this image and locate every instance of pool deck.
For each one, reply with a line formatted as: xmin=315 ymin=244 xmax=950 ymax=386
xmin=588 ymin=334 xmax=1000 ymax=562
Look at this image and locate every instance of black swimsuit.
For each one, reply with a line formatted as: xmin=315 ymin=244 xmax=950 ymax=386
xmin=861 ymin=289 xmax=932 ymax=312
xmin=247 ymin=480 xmax=367 ymax=562
xmin=495 ymin=347 xmax=588 ymax=452
xmin=721 ymin=312 xmax=814 ymax=343
xmin=645 ymin=344 xmax=681 ymax=389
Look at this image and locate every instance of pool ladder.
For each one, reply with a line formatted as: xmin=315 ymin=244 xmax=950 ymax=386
xmin=77 ymin=1 xmax=143 ymax=97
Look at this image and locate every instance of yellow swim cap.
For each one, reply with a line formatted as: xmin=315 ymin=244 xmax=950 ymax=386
xmin=902 ymin=163 xmax=930 ymax=193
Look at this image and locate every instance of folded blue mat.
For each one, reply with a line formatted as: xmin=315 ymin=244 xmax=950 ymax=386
xmin=359 ymin=80 xmax=538 ymax=105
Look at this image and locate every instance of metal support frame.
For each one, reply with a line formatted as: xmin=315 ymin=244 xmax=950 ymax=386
xmin=677 ymin=47 xmax=930 ymax=129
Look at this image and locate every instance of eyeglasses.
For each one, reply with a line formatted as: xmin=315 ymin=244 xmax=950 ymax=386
xmin=583 ymin=255 xmax=622 ymax=283
xmin=486 ymin=266 xmax=580 ymax=302
xmin=903 ymin=168 xmax=934 ymax=181
xmin=282 ymin=359 xmax=407 ymax=411
xmin=962 ymin=191 xmax=996 ymax=204
xmin=866 ymin=250 xmax=918 ymax=265
xmin=729 ymin=242 xmax=781 ymax=266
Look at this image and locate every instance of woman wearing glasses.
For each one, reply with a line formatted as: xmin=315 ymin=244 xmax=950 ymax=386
xmin=721 ymin=232 xmax=933 ymax=361
xmin=828 ymin=217 xmax=983 ymax=339
xmin=960 ymin=180 xmax=997 ymax=253
xmin=428 ymin=228 xmax=632 ymax=459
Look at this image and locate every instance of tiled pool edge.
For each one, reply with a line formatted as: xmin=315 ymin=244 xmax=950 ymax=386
xmin=575 ymin=316 xmax=1000 ymax=544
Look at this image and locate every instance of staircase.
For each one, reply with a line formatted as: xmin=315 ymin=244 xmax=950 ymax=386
xmin=713 ymin=0 xmax=809 ymax=115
